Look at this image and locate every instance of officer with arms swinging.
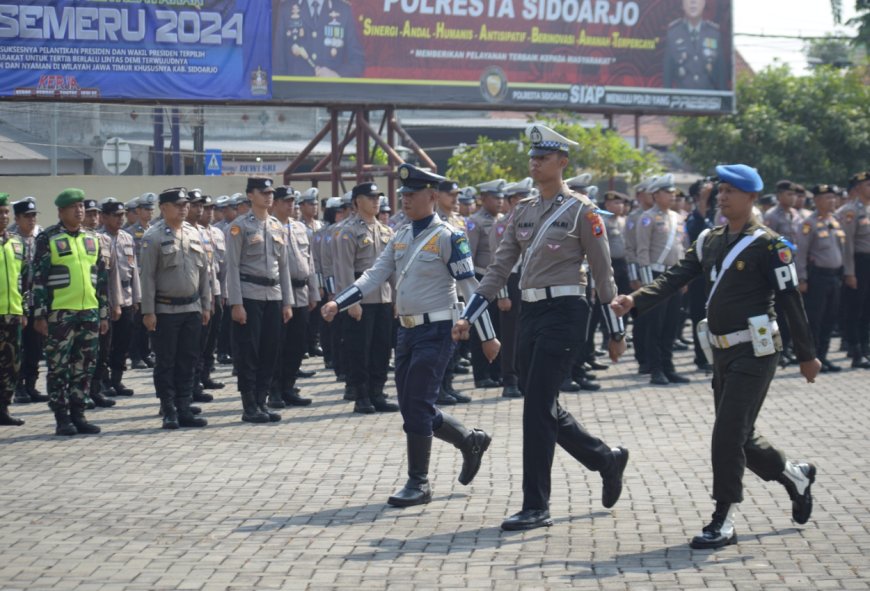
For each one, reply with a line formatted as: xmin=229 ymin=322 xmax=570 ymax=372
xmin=454 ymin=125 xmax=630 ymax=532
xmin=612 ymin=164 xmax=821 ymax=549
xmin=323 ymin=164 xmax=498 ymax=508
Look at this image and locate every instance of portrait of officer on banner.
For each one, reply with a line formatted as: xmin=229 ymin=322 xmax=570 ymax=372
xmin=663 ymin=0 xmax=726 ymax=90
xmin=272 ymin=0 xmax=365 ymax=78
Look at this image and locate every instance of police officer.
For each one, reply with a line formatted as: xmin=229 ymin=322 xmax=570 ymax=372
xmin=99 ymin=198 xmax=139 ymax=398
xmin=377 ymin=196 xmax=392 ymax=224
xmin=140 ymin=188 xmax=210 ymax=430
xmin=836 ymin=171 xmax=870 ymax=368
xmin=11 ymin=197 xmax=48 ymax=404
xmin=84 ymin=198 xmax=118 ymax=409
xmin=796 ymin=185 xmax=845 ymax=372
xmin=268 ymin=186 xmax=314 ymax=408
xmin=455 ymin=124 xmax=629 ymax=531
xmin=458 ymin=188 xmax=476 ymax=219
xmin=226 ymin=177 xmax=294 ymax=423
xmin=127 ymin=193 xmax=156 ymax=369
xmin=613 ymin=164 xmax=820 ymax=549
xmin=625 ymin=177 xmax=656 ymax=371
xmin=321 ymin=195 xmax=352 ymax=382
xmin=216 ymin=195 xmax=239 ymax=365
xmin=635 ymin=174 xmax=690 ymax=385
xmin=123 ymin=198 xmax=139 ymax=230
xmin=198 ymin=195 xmax=226 ymax=391
xmin=467 ymin=179 xmax=505 ymax=388
xmin=0 ymin=193 xmax=27 ymax=426
xmin=334 ymin=183 xmax=398 ymax=414
xmin=686 ymin=178 xmax=715 ymax=370
xmin=603 ymin=191 xmax=630 ymax=294
xmin=323 ymin=163 xmax=497 ymax=508
xmin=298 ymin=188 xmax=324 ymax=357
xmin=387 ymin=196 xmax=409 ymax=230
xmin=663 ymin=0 xmax=724 ymax=90
xmin=273 ymin=0 xmax=364 ymax=77
xmin=32 ymin=189 xmax=109 ymax=436
xmin=491 ymin=178 xmax=534 ymax=399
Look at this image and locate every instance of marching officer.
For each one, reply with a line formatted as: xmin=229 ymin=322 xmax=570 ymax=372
xmin=99 ymin=198 xmax=139 ymax=398
xmin=835 ymin=171 xmax=870 ymax=368
xmin=635 ymin=174 xmax=690 ymax=385
xmin=140 ymin=188 xmax=211 ymax=429
xmin=268 ymin=186 xmax=314 ymax=408
xmin=796 ymin=185 xmax=846 ymax=372
xmin=323 ymin=163 xmax=497 ymax=508
xmin=490 ymin=178 xmax=534 ymax=399
xmin=454 ymin=124 xmax=629 ymax=531
xmin=11 ymin=197 xmax=48 ymax=404
xmin=226 ymin=177 xmax=294 ymax=424
xmin=0 ymin=193 xmax=27 ymax=426
xmin=613 ymin=164 xmax=820 ymax=549
xmin=334 ymin=183 xmax=399 ymax=414
xmin=467 ymin=178 xmax=505 ymax=388
xmin=32 ymin=189 xmax=109 ymax=436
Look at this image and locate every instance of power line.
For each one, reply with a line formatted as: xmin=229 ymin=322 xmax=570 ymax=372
xmin=735 ymin=32 xmax=856 ymax=40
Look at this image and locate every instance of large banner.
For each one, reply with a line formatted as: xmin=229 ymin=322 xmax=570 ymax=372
xmin=271 ymin=0 xmax=734 ymax=113
xmin=0 ymin=1 xmax=271 ymax=100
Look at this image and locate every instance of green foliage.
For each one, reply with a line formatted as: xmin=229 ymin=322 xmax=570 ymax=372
xmin=675 ymin=65 xmax=870 ymax=188
xmin=805 ymin=34 xmax=855 ymax=67
xmin=446 ymin=118 xmax=661 ymax=186
xmin=847 ymin=0 xmax=870 ymax=47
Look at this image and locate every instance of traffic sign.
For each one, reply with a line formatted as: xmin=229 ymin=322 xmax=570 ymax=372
xmin=205 ymin=149 xmax=222 ymax=176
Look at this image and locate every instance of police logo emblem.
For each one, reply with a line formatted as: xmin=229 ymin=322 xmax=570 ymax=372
xmin=480 ymin=67 xmax=508 ymax=104
xmin=399 ymin=166 xmax=410 ymax=180
xmin=529 ymin=127 xmax=543 ymax=144
xmin=736 ymin=260 xmax=745 ymax=271
xmin=778 ymin=248 xmax=792 ymax=264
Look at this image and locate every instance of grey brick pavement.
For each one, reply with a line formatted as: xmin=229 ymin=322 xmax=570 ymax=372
xmin=1 ymin=343 xmax=869 ymax=590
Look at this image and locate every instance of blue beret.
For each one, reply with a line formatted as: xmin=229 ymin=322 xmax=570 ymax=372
xmin=715 ymin=164 xmax=763 ymax=193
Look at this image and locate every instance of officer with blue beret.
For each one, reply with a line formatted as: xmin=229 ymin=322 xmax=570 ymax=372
xmin=322 ymin=163 xmax=497 ymax=508
xmin=613 ymin=163 xmax=821 ymax=549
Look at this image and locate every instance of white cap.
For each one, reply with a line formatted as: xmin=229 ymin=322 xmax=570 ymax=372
xmin=566 ymin=173 xmax=592 ymax=189
xmin=648 ymin=173 xmax=676 ymax=193
xmin=504 ymin=177 xmax=534 ymax=196
xmin=526 ymin=124 xmax=579 ymax=156
xmin=477 ymin=179 xmax=507 ymax=196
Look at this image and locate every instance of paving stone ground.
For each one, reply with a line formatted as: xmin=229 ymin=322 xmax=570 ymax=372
xmin=1 ymin=340 xmax=869 ymax=591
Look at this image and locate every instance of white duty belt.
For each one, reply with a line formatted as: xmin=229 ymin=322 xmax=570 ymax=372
xmin=398 ymin=309 xmax=453 ymax=329
xmin=521 ymin=285 xmax=584 ymax=303
xmin=709 ymin=321 xmax=779 ymax=349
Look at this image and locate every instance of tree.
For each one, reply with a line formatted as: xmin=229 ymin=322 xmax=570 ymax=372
xmin=846 ymin=0 xmax=870 ymax=47
xmin=446 ymin=118 xmax=661 ymax=187
xmin=675 ymin=65 xmax=870 ymax=188
xmin=805 ymin=34 xmax=854 ymax=68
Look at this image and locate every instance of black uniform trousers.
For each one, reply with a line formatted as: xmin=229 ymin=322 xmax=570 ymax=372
xmin=307 ymin=300 xmax=322 ymax=354
xmin=275 ymin=305 xmax=310 ymax=392
xmin=844 ymin=253 xmax=870 ymax=359
xmin=803 ymin=267 xmax=842 ymax=362
xmin=499 ymin=272 xmax=522 ymax=388
xmin=233 ymin=299 xmax=281 ymax=395
xmin=342 ymin=302 xmax=391 ymax=393
xmin=195 ymin=299 xmax=221 ymax=381
xmin=644 ymin=271 xmax=681 ymax=374
xmin=472 ymin=273 xmax=501 ymax=382
xmin=19 ymin=311 xmax=41 ymax=387
xmin=395 ymin=321 xmax=456 ymax=436
xmin=217 ymin=302 xmax=233 ymax=360
xmin=129 ymin=311 xmax=151 ymax=363
xmin=710 ymin=343 xmax=786 ymax=503
xmin=152 ymin=312 xmax=201 ymax=404
xmin=109 ymin=306 xmax=135 ymax=373
xmin=518 ymin=296 xmax=613 ymax=511
xmin=773 ymin=299 xmax=793 ymax=355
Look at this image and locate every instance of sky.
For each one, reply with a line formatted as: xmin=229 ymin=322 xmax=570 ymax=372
xmin=733 ymin=0 xmax=859 ymax=73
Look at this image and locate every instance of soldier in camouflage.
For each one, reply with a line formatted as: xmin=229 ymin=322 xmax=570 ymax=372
xmin=0 ymin=193 xmax=28 ymax=426
xmin=31 ymin=189 xmax=109 ymax=436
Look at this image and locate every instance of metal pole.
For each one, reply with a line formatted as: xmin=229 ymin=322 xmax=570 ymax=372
xmin=50 ymin=104 xmax=58 ymax=176
xmin=171 ymin=107 xmax=181 ymax=175
xmin=153 ymin=107 xmax=164 ymax=176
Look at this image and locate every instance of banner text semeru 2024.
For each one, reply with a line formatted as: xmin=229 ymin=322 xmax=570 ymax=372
xmin=271 ymin=0 xmax=734 ymax=114
xmin=0 ymin=1 xmax=271 ymax=100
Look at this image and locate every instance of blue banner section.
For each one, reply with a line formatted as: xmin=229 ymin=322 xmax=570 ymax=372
xmin=0 ymin=1 xmax=271 ymax=100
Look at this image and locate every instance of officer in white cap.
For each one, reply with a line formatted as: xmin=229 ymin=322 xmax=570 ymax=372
xmin=123 ymin=197 xmax=139 ymax=230
xmin=625 ymin=176 xmax=657 ymax=371
xmin=320 ymin=195 xmax=353 ymax=386
xmin=454 ymin=124 xmax=629 ymax=531
xmin=458 ymin=187 xmax=477 ymax=219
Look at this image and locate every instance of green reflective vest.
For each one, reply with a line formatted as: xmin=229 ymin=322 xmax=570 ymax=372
xmin=47 ymin=231 xmax=99 ymax=311
xmin=0 ymin=235 xmax=25 ymax=315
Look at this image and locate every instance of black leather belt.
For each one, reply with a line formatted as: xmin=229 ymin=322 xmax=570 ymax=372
xmin=155 ymin=294 xmax=198 ymax=306
xmin=240 ymin=273 xmax=278 ymax=287
xmin=291 ymin=279 xmax=308 ymax=288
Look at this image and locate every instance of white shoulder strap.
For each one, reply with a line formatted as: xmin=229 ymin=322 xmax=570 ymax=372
xmin=655 ymin=212 xmax=679 ymax=266
xmin=705 ymin=228 xmax=766 ymax=310
xmin=696 ymin=228 xmax=712 ymax=263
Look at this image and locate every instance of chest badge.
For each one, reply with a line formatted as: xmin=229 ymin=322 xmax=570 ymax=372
xmin=735 ymin=261 xmax=745 ymax=271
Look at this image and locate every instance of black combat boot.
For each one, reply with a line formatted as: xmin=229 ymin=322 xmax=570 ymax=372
xmin=353 ymin=390 xmax=376 ymax=414
xmin=343 ymin=384 xmax=358 ymax=401
xmin=14 ymin=382 xmax=32 ymax=404
xmin=70 ymin=405 xmax=101 ymax=434
xmin=201 ymin=373 xmax=225 ymax=389
xmin=433 ymin=413 xmax=491 ymax=485
xmin=192 ymin=383 xmax=213 ymax=403
xmin=0 ymin=404 xmax=24 ymax=426
xmin=387 ymin=433 xmax=433 ymax=507
xmin=177 ymin=396 xmax=207 ymax=428
xmin=89 ymin=381 xmax=116 ymax=408
xmin=282 ymin=388 xmax=312 ymax=407
xmin=690 ymin=502 xmax=737 ymax=549
xmin=601 ymin=447 xmax=629 ymax=508
xmin=442 ymin=374 xmax=471 ymax=403
xmin=776 ymin=461 xmax=816 ymax=524
xmin=25 ymin=377 xmax=48 ymax=402
xmin=161 ymin=399 xmax=180 ymax=430
xmin=110 ymin=369 xmax=134 ymax=396
xmin=267 ymin=387 xmax=286 ymax=409
xmin=256 ymin=391 xmax=281 ymax=422
xmin=370 ymin=385 xmax=398 ymax=413
xmin=240 ymin=392 xmax=269 ymax=423
xmin=52 ymin=406 xmax=78 ymax=436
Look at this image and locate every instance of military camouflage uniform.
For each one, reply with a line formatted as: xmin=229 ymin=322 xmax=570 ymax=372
xmin=31 ymin=224 xmax=108 ymax=411
xmin=1 ymin=231 xmax=28 ymax=418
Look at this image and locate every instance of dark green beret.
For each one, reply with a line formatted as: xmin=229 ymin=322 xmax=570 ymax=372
xmin=0 ymin=192 xmax=9 ymax=206
xmin=55 ymin=188 xmax=86 ymax=208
